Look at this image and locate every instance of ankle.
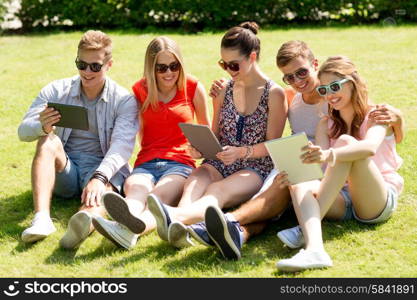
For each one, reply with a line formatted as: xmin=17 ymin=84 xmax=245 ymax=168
xmin=34 ymin=210 xmax=51 ymax=221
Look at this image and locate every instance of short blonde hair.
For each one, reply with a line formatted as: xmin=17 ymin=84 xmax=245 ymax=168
xmin=78 ymin=30 xmax=112 ymax=58
xmin=276 ymin=40 xmax=315 ymax=67
xmin=142 ymin=36 xmax=186 ymax=113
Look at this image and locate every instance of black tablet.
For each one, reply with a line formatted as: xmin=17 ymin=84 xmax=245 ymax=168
xmin=179 ymin=123 xmax=222 ymax=160
xmin=47 ymin=102 xmax=89 ymax=131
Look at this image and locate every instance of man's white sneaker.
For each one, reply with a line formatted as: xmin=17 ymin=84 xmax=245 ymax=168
xmin=60 ymin=211 xmax=92 ymax=249
xmin=168 ymin=222 xmax=194 ymax=248
xmin=277 ymin=225 xmax=305 ymax=249
xmin=276 ymin=249 xmax=333 ymax=272
xmin=21 ymin=214 xmax=56 ymax=243
xmin=92 ymin=216 xmax=138 ymax=250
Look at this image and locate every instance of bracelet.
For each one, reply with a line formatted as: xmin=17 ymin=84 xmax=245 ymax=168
xmin=243 ymin=145 xmax=253 ymax=160
xmin=91 ymin=171 xmax=109 ymax=185
xmin=328 ymin=148 xmax=337 ymax=167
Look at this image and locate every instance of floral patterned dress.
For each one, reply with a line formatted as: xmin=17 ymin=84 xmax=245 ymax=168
xmin=203 ymin=80 xmax=274 ymax=180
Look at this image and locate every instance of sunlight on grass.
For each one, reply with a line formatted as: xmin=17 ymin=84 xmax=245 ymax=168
xmin=0 ymin=25 xmax=416 ymax=277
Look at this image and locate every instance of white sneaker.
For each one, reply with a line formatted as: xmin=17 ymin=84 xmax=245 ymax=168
xmin=277 ymin=225 xmax=305 ymax=249
xmin=168 ymin=222 xmax=194 ymax=248
xmin=21 ymin=214 xmax=56 ymax=243
xmin=92 ymin=216 xmax=138 ymax=250
xmin=59 ymin=211 xmax=92 ymax=249
xmin=276 ymin=249 xmax=333 ymax=272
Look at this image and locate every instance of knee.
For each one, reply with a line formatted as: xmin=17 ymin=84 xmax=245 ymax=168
xmin=123 ymin=176 xmax=151 ymax=195
xmin=333 ymin=134 xmax=357 ymax=148
xmin=35 ymin=134 xmax=62 ymax=156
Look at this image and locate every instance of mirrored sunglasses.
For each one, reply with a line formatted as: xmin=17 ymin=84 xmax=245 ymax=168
xmin=316 ymin=78 xmax=350 ymax=96
xmin=282 ymin=68 xmax=309 ymax=85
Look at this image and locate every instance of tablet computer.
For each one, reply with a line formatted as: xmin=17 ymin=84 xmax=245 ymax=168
xmin=265 ymin=132 xmax=323 ymax=184
xmin=178 ymin=123 xmax=222 ymax=160
xmin=47 ymin=102 xmax=89 ymax=131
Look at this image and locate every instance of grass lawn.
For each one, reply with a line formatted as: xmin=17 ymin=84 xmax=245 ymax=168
xmin=0 ymin=25 xmax=416 ymax=277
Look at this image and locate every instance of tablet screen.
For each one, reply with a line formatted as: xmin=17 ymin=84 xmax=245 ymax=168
xmin=47 ymin=102 xmax=89 ymax=131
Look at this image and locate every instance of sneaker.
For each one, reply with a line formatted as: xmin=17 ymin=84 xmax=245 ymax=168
xmin=188 ymin=222 xmax=214 ymax=247
xmin=21 ymin=214 xmax=56 ymax=243
xmin=60 ymin=211 xmax=92 ymax=249
xmin=168 ymin=222 xmax=195 ymax=248
xmin=102 ymin=191 xmax=146 ymax=234
xmin=205 ymin=206 xmax=243 ymax=260
xmin=92 ymin=216 xmax=138 ymax=250
xmin=147 ymin=193 xmax=172 ymax=241
xmin=276 ymin=249 xmax=333 ymax=272
xmin=277 ymin=225 xmax=305 ymax=249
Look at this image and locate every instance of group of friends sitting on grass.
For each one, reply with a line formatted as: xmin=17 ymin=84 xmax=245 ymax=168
xmin=18 ymin=21 xmax=404 ymax=272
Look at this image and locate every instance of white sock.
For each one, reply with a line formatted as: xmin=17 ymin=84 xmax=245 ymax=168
xmin=34 ymin=211 xmax=51 ymax=221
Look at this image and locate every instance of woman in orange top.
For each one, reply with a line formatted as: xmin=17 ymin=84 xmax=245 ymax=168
xmin=92 ymin=36 xmax=210 ymax=249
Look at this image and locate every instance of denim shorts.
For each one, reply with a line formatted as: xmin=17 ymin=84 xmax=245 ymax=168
xmin=131 ymin=159 xmax=193 ymax=184
xmin=54 ymin=152 xmax=124 ymax=198
xmin=339 ymin=185 xmax=398 ymax=223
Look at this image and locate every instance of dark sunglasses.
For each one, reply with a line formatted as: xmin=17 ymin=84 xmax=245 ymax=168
xmin=155 ymin=62 xmax=181 ymax=73
xmin=75 ymin=58 xmax=108 ymax=72
xmin=316 ymin=78 xmax=350 ymax=96
xmin=282 ymin=68 xmax=310 ymax=85
xmin=218 ymin=59 xmax=241 ymax=72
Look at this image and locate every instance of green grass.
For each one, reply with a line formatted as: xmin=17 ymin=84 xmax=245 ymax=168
xmin=0 ymin=26 xmax=416 ymax=277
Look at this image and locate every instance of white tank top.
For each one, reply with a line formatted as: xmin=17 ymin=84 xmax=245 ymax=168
xmin=288 ymin=93 xmax=328 ymax=143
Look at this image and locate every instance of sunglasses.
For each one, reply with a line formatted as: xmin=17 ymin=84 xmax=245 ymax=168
xmin=155 ymin=62 xmax=181 ymax=73
xmin=75 ymin=58 xmax=108 ymax=72
xmin=282 ymin=68 xmax=310 ymax=85
xmin=218 ymin=59 xmax=242 ymax=72
xmin=316 ymin=78 xmax=350 ymax=96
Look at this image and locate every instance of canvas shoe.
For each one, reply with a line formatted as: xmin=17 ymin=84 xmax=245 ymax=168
xmin=205 ymin=206 xmax=243 ymax=260
xmin=147 ymin=193 xmax=172 ymax=241
xmin=21 ymin=214 xmax=56 ymax=243
xmin=60 ymin=211 xmax=92 ymax=249
xmin=168 ymin=222 xmax=195 ymax=248
xmin=102 ymin=191 xmax=146 ymax=234
xmin=92 ymin=216 xmax=138 ymax=250
xmin=277 ymin=225 xmax=305 ymax=249
xmin=276 ymin=248 xmax=333 ymax=272
xmin=188 ymin=222 xmax=214 ymax=247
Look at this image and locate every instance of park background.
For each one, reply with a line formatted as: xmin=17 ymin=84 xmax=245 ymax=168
xmin=0 ymin=0 xmax=416 ymax=277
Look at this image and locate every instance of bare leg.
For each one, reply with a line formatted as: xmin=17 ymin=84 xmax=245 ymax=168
xmin=172 ymin=170 xmax=263 ymax=225
xmin=140 ymin=174 xmax=187 ymax=235
xmin=32 ymin=134 xmax=67 ymax=213
xmin=177 ymin=164 xmax=223 ymax=207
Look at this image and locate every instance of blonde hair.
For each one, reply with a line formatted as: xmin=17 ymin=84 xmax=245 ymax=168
xmin=276 ymin=40 xmax=315 ymax=67
xmin=78 ymin=30 xmax=112 ymax=59
xmin=142 ymin=36 xmax=186 ymax=113
xmin=318 ymin=56 xmax=369 ymax=139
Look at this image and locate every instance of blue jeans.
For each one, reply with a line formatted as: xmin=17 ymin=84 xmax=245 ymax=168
xmin=131 ymin=159 xmax=193 ymax=184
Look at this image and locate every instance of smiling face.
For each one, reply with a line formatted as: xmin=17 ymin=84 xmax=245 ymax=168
xmin=318 ymin=72 xmax=353 ymax=111
xmin=220 ymin=48 xmax=253 ymax=81
xmin=77 ymin=48 xmax=111 ymax=90
xmin=155 ymin=50 xmax=180 ymax=90
xmin=279 ymin=56 xmax=319 ymax=94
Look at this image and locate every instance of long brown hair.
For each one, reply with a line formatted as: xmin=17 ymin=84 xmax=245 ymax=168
xmin=142 ymin=36 xmax=186 ymax=113
xmin=318 ymin=56 xmax=369 ymax=139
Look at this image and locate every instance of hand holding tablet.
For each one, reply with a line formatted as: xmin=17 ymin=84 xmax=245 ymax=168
xmin=46 ymin=102 xmax=89 ymax=131
xmin=179 ymin=123 xmax=222 ymax=160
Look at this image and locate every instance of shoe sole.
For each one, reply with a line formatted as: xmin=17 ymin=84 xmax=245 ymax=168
xmin=188 ymin=227 xmax=213 ymax=247
xmin=168 ymin=222 xmax=194 ymax=248
xmin=92 ymin=218 xmax=131 ymax=250
xmin=147 ymin=194 xmax=169 ymax=241
xmin=60 ymin=212 xmax=91 ymax=249
xmin=103 ymin=192 xmax=146 ymax=234
xmin=205 ymin=206 xmax=241 ymax=260
xmin=22 ymin=233 xmax=49 ymax=243
xmin=277 ymin=231 xmax=302 ymax=249
xmin=276 ymin=261 xmax=332 ymax=272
